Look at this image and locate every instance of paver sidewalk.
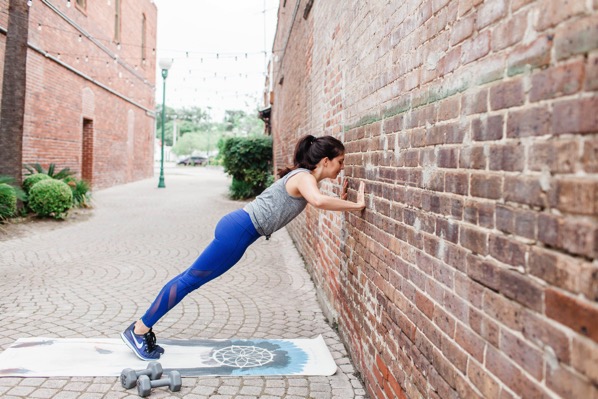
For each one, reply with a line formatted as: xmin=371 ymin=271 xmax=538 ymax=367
xmin=0 ymin=166 xmax=366 ymax=399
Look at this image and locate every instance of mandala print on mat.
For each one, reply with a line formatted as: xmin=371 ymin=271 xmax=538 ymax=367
xmin=212 ymin=345 xmax=275 ymax=368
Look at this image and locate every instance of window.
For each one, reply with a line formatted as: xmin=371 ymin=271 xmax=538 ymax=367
xmin=141 ymin=14 xmax=147 ymax=61
xmin=114 ymin=0 xmax=121 ymax=43
xmin=76 ymin=0 xmax=86 ymax=11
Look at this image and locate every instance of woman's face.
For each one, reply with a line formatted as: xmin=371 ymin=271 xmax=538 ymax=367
xmin=327 ymin=154 xmax=345 ymax=178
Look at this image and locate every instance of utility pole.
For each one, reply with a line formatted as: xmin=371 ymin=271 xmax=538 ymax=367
xmin=0 ymin=0 xmax=30 ymax=182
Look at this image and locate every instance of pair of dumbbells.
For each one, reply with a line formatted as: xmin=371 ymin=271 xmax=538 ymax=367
xmin=120 ymin=362 xmax=182 ymax=397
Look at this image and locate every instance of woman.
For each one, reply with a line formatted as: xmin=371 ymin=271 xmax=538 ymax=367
xmin=121 ymin=134 xmax=366 ymax=360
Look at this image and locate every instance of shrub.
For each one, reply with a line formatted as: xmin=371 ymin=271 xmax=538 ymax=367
xmin=64 ymin=177 xmax=92 ymax=207
xmin=221 ymin=136 xmax=273 ymax=199
xmin=23 ymin=173 xmax=52 ymax=194
xmin=0 ymin=183 xmax=17 ymax=220
xmin=24 ymin=163 xmax=75 ymax=180
xmin=28 ymin=179 xmax=73 ymax=219
xmin=0 ymin=176 xmax=26 ymax=221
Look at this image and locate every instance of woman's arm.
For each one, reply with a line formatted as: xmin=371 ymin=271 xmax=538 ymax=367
xmin=293 ymin=173 xmax=365 ymax=211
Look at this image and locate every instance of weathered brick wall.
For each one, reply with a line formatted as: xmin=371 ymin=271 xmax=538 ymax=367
xmin=0 ymin=0 xmax=157 ymax=189
xmin=270 ymin=1 xmax=598 ymax=398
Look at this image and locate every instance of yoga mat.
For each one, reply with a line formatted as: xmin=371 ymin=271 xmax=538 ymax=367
xmin=0 ymin=336 xmax=337 ymax=377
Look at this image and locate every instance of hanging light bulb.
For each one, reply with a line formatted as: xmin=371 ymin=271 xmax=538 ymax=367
xmin=37 ymin=23 xmax=42 ymax=31
xmin=67 ymin=0 xmax=71 ymax=8
xmin=27 ymin=0 xmax=32 ymax=6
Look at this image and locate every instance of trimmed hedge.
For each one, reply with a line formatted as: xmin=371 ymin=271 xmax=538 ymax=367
xmin=23 ymin=173 xmax=52 ymax=194
xmin=28 ymin=179 xmax=73 ymax=219
xmin=0 ymin=183 xmax=17 ymax=219
xmin=221 ymin=136 xmax=273 ymax=199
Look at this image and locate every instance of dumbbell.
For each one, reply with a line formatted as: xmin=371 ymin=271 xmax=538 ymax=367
xmin=120 ymin=361 xmax=163 ymax=389
xmin=137 ymin=370 xmax=182 ymax=397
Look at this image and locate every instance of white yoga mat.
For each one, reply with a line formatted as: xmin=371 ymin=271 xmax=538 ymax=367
xmin=0 ymin=336 xmax=337 ymax=377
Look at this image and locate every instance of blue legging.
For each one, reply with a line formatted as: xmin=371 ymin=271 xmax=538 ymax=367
xmin=141 ymin=209 xmax=261 ymax=328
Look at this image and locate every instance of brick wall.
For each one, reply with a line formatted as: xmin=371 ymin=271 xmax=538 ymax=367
xmin=270 ymin=1 xmax=598 ymax=398
xmin=0 ymin=0 xmax=157 ymax=189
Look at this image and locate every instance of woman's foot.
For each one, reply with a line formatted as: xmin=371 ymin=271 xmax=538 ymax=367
xmin=120 ymin=322 xmax=164 ymax=360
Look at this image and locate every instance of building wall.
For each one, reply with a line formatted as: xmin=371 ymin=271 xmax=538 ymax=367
xmin=0 ymin=0 xmax=157 ymax=189
xmin=270 ymin=1 xmax=598 ymax=398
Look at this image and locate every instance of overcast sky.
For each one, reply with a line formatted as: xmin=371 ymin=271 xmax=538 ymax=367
xmin=153 ymin=0 xmax=279 ymax=120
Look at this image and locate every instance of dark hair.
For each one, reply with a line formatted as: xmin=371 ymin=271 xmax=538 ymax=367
xmin=278 ymin=135 xmax=345 ymax=178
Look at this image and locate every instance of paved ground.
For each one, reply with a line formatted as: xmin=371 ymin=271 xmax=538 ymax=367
xmin=0 ymin=166 xmax=367 ymax=399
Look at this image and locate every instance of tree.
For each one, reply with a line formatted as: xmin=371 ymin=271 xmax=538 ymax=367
xmin=0 ymin=0 xmax=30 ymax=182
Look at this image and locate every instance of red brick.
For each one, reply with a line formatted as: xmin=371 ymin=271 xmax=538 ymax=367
xmin=521 ymin=310 xmax=571 ymax=364
xmin=486 ymin=345 xmax=550 ymax=398
xmin=546 ymin=288 xmax=598 ymax=342
xmin=444 ymin=171 xmax=468 ymax=195
xmin=580 ymin=264 xmax=598 ymax=302
xmin=511 ymin=0 xmax=534 ymax=11
xmin=489 ymin=143 xmax=524 ymax=171
xmin=471 ymin=173 xmax=502 ymax=200
xmin=554 ymin=16 xmax=598 ymax=60
xmin=459 ymin=145 xmax=486 ymax=169
xmin=461 ymin=88 xmax=488 ymax=115
xmin=460 ymin=225 xmax=488 ymax=255
xmin=583 ymin=138 xmax=598 ymax=173
xmin=553 ymin=178 xmax=597 ymax=216
xmin=586 ymin=52 xmax=598 ymax=90
xmin=571 ymin=336 xmax=598 ymax=385
xmin=530 ymin=60 xmax=584 ymax=102
xmin=438 ymin=97 xmax=460 ymax=121
xmin=467 ymin=360 xmax=500 ymax=399
xmin=472 ymin=114 xmax=503 ymax=141
xmin=504 ymin=176 xmax=547 ymax=208
xmin=461 ymin=31 xmax=491 ymax=65
xmin=490 ymin=79 xmax=525 ymax=110
xmin=528 ymin=247 xmax=578 ymax=293
xmin=467 ymin=255 xmax=501 ymax=291
xmin=546 ymin=361 xmax=598 ymax=399
xmin=458 ymin=0 xmax=484 ymax=16
xmin=476 ymin=0 xmax=507 ymax=29
xmin=492 ymin=11 xmax=527 ymax=51
xmin=500 ymin=329 xmax=544 ymax=381
xmin=483 ymin=290 xmax=526 ymax=332
xmin=489 ymin=235 xmax=527 ymax=268
xmin=507 ymin=35 xmax=552 ymax=76
xmin=470 ymin=307 xmax=500 ymax=347
xmin=450 ymin=14 xmax=475 ymax=45
xmin=535 ymin=0 xmax=586 ymax=31
xmin=528 ymin=139 xmax=578 ymax=173
xmin=560 ymin=218 xmax=598 ymax=259
xmin=507 ymin=105 xmax=552 ymax=138
xmin=553 ymin=97 xmax=598 ymax=135
xmin=455 ymin=323 xmax=485 ymax=362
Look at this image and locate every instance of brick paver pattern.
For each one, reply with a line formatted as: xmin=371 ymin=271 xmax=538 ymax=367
xmin=0 ymin=167 xmax=366 ymax=399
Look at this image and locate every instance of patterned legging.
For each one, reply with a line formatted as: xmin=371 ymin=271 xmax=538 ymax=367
xmin=141 ymin=209 xmax=261 ymax=328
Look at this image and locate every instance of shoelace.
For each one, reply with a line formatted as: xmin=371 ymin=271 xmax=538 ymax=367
xmin=143 ymin=329 xmax=158 ymax=352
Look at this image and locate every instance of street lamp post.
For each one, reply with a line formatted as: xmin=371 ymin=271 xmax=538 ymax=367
xmin=158 ymin=58 xmax=173 ymax=188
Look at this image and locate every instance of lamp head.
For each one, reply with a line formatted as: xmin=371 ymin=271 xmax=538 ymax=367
xmin=159 ymin=58 xmax=173 ymax=78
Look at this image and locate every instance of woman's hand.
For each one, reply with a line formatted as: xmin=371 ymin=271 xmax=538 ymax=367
xmin=357 ymin=181 xmax=365 ymax=210
xmin=341 ymin=178 xmax=349 ymax=200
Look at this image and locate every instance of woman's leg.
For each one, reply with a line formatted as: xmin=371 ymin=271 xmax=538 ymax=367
xmin=140 ymin=209 xmax=260 ymax=328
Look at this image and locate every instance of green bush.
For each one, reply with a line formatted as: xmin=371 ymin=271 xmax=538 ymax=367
xmin=221 ymin=136 xmax=273 ymax=199
xmin=0 ymin=176 xmax=26 ymax=220
xmin=64 ymin=177 xmax=92 ymax=208
xmin=22 ymin=173 xmax=52 ymax=194
xmin=0 ymin=183 xmax=17 ymax=220
xmin=28 ymin=179 xmax=73 ymax=219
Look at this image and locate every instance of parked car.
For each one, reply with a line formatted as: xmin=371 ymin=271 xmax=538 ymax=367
xmin=177 ymin=156 xmax=207 ymax=166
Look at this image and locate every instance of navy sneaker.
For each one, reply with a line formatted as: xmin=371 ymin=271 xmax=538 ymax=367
xmin=120 ymin=322 xmax=164 ymax=360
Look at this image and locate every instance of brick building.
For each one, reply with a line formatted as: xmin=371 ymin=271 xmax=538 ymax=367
xmin=269 ymin=1 xmax=597 ymax=398
xmin=0 ymin=0 xmax=157 ymax=189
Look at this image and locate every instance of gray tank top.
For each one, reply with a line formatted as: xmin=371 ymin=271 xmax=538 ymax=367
xmin=244 ymin=168 xmax=310 ymax=237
